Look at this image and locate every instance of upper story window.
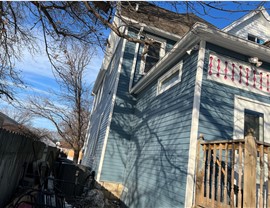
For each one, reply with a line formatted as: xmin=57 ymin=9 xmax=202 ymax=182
xmin=140 ymin=35 xmax=166 ymax=74
xmin=248 ymin=34 xmax=264 ymax=44
xmin=157 ymin=61 xmax=183 ymax=95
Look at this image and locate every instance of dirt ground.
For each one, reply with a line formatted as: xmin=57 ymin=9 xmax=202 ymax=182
xmin=70 ymin=182 xmax=127 ymax=208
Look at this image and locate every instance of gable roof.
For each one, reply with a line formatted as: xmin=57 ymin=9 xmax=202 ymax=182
xmin=223 ymin=6 xmax=270 ymax=32
xmin=120 ymin=1 xmax=215 ymax=37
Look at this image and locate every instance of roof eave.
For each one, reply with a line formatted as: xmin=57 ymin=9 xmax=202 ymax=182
xmin=131 ymin=23 xmax=270 ymax=94
xmin=200 ymin=25 xmax=270 ymax=62
xmin=130 ymin=23 xmax=206 ymax=94
xmin=222 ymin=6 xmax=267 ymax=32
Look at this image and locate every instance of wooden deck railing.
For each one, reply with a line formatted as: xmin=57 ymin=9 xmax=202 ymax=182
xmin=195 ymin=134 xmax=270 ymax=208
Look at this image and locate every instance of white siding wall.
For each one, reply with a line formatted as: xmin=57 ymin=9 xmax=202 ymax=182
xmin=226 ymin=13 xmax=270 ymax=42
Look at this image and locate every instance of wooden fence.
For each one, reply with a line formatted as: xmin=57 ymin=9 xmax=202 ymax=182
xmin=195 ymin=134 xmax=270 ymax=208
xmin=0 ymin=128 xmax=59 ymax=207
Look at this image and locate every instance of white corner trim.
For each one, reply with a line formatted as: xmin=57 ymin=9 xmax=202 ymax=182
xmin=129 ymin=42 xmax=140 ymax=91
xmin=184 ymin=40 xmax=206 ymax=208
xmin=233 ymin=95 xmax=270 ymax=143
xmin=129 ymin=27 xmax=144 ymax=92
xmin=96 ymin=37 xmax=128 ymax=182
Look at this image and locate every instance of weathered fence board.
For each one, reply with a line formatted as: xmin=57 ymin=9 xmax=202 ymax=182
xmin=0 ymin=128 xmax=58 ymax=207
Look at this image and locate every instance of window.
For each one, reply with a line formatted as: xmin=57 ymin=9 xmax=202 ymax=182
xmin=233 ymin=96 xmax=270 ymax=142
xmin=157 ymin=61 xmax=183 ymax=95
xmin=144 ymin=42 xmax=161 ymax=73
xmin=244 ymin=110 xmax=264 ymax=141
xmin=248 ymin=34 xmax=264 ymax=44
xmin=140 ymin=35 xmax=165 ymax=74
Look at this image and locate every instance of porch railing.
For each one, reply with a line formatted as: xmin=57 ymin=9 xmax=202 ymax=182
xmin=195 ymin=133 xmax=270 ymax=208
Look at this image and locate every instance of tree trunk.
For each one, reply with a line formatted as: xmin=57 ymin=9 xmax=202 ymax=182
xmin=73 ymin=149 xmax=80 ymax=164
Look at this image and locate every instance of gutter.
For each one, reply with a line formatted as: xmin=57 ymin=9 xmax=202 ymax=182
xmin=130 ymin=22 xmax=270 ymax=94
xmin=130 ymin=23 xmax=206 ymax=94
xmin=198 ymin=23 xmax=270 ymax=61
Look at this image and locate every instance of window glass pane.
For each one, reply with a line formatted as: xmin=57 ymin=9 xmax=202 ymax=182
xmin=144 ymin=42 xmax=161 ymax=73
xmin=248 ymin=34 xmax=256 ymax=42
xmin=160 ymin=71 xmax=179 ymax=91
xmin=257 ymin=38 xmax=264 ymax=44
xmin=144 ymin=56 xmax=159 ymax=73
xmin=244 ymin=110 xmax=263 ymax=140
xmin=148 ymin=42 xmax=161 ymax=58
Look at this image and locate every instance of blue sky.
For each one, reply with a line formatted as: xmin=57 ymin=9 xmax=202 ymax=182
xmin=1 ymin=42 xmax=103 ymax=130
xmin=2 ymin=1 xmax=270 ymax=131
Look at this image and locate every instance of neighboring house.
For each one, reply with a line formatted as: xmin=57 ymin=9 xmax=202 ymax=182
xmin=0 ymin=111 xmax=56 ymax=147
xmin=0 ymin=112 xmax=20 ymax=129
xmin=82 ymin=3 xmax=270 ymax=208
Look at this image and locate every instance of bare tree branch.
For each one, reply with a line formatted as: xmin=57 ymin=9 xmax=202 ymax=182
xmin=24 ymin=43 xmax=93 ymax=163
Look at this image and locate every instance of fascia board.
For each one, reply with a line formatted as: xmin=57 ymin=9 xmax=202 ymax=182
xmin=222 ymin=8 xmax=261 ymax=32
xmin=260 ymin=7 xmax=270 ymax=21
xmin=120 ymin=15 xmax=182 ymax=41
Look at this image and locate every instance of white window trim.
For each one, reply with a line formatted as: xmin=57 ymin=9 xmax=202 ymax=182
xmin=139 ymin=34 xmax=166 ymax=75
xmin=157 ymin=61 xmax=183 ymax=95
xmin=129 ymin=27 xmax=144 ymax=91
xmin=233 ymin=95 xmax=270 ymax=142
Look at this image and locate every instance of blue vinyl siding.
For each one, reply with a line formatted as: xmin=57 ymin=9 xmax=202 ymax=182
xmin=199 ymin=43 xmax=270 ymax=141
xmin=123 ymin=52 xmax=198 ymax=208
xmin=100 ymin=29 xmax=137 ymax=182
xmin=83 ymin=39 xmax=124 ymax=170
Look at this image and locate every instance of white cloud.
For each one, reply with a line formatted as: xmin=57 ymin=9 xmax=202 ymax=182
xmin=16 ymin=47 xmax=103 ymax=85
xmin=16 ymin=50 xmax=55 ymax=79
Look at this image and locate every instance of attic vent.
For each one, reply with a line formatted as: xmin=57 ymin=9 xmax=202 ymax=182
xmin=135 ymin=3 xmax=139 ymax=11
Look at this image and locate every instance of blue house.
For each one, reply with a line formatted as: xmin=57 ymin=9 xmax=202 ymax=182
xmin=82 ymin=3 xmax=270 ymax=207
